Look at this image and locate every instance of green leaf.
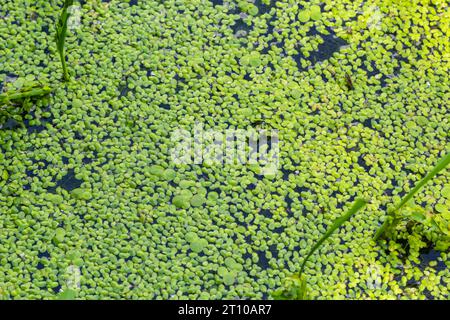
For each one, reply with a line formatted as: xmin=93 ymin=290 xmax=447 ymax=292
xmin=395 ymin=151 xmax=450 ymax=212
xmin=375 ymin=150 xmax=450 ymax=241
xmin=410 ymin=210 xmax=426 ymax=223
xmin=57 ymin=289 xmax=77 ymax=300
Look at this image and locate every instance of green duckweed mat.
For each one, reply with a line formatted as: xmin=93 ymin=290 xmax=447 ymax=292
xmin=0 ymin=0 xmax=449 ymax=299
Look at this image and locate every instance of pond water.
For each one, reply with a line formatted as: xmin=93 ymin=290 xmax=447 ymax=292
xmin=0 ymin=0 xmax=449 ymax=300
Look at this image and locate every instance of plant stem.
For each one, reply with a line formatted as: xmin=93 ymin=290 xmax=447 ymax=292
xmin=0 ymin=86 xmax=52 ymax=106
xmin=56 ymin=0 xmax=74 ymax=82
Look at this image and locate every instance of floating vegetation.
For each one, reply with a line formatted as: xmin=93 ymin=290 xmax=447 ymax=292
xmin=0 ymin=0 xmax=449 ymax=300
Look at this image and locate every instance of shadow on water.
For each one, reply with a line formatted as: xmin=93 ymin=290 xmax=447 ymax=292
xmin=419 ymin=248 xmax=446 ymax=272
xmin=48 ymin=168 xmax=83 ymax=193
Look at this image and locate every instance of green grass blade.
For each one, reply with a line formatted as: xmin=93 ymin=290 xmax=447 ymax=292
xmin=299 ymin=198 xmax=367 ymax=275
xmin=374 ymin=150 xmax=450 ymax=241
xmin=394 ymin=150 xmax=450 ymax=212
xmin=56 ymin=0 xmax=74 ymax=81
xmin=0 ymin=85 xmax=52 ymax=107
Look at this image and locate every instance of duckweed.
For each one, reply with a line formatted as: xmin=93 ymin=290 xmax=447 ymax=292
xmin=222 ymin=271 xmax=237 ymax=286
xmin=172 ymin=195 xmax=191 ymax=209
xmin=0 ymin=0 xmax=449 ymax=301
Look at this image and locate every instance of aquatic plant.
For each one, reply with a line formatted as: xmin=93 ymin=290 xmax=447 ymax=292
xmin=57 ymin=288 xmax=77 ymax=300
xmin=0 ymin=83 xmax=51 ymax=109
xmin=55 ymin=0 xmax=74 ymax=81
xmin=374 ymin=151 xmax=450 ymax=242
xmin=272 ymin=199 xmax=367 ymax=300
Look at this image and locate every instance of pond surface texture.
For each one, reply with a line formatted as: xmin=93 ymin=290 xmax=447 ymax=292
xmin=0 ymin=0 xmax=449 ymax=299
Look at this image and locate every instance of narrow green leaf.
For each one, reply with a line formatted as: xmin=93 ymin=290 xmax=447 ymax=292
xmin=299 ymin=198 xmax=367 ymax=275
xmin=375 ymin=150 xmax=450 ymax=241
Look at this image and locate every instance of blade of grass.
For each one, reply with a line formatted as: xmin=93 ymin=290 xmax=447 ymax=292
xmin=299 ymin=198 xmax=367 ymax=275
xmin=55 ymin=0 xmax=74 ymax=81
xmin=374 ymin=150 xmax=450 ymax=241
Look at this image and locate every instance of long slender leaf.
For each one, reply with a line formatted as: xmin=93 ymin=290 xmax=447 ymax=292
xmin=299 ymin=198 xmax=367 ymax=275
xmin=0 ymin=85 xmax=51 ymax=107
xmin=374 ymin=150 xmax=450 ymax=241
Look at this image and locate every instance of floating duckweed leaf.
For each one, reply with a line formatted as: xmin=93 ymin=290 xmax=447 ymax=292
xmin=190 ymin=238 xmax=207 ymax=253
xmin=442 ymin=185 xmax=450 ymax=199
xmin=190 ymin=194 xmax=205 ymax=207
xmin=290 ymin=88 xmax=302 ymax=99
xmin=185 ymin=232 xmax=198 ymax=243
xmin=72 ymin=99 xmax=83 ymax=109
xmin=298 ymin=10 xmax=310 ymax=23
xmin=225 ymin=257 xmax=243 ymax=272
xmin=180 ymin=189 xmax=193 ymax=198
xmin=67 ymin=250 xmax=82 ymax=261
xmin=248 ymin=53 xmax=261 ymax=67
xmin=73 ymin=258 xmax=84 ymax=267
xmin=217 ymin=266 xmax=228 ymax=277
xmin=2 ymin=170 xmax=9 ymax=181
xmin=162 ymin=169 xmax=176 ymax=181
xmin=53 ymin=228 xmax=66 ymax=243
xmin=224 ymin=257 xmax=237 ymax=269
xmin=222 ymin=271 xmax=236 ymax=286
xmin=179 ymin=180 xmax=195 ymax=189
xmin=240 ymin=53 xmax=261 ymax=67
xmin=247 ymin=4 xmax=259 ymax=16
xmin=149 ymin=165 xmax=165 ymax=178
xmin=207 ymin=192 xmax=219 ymax=201
xmin=71 ymin=188 xmax=91 ymax=201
